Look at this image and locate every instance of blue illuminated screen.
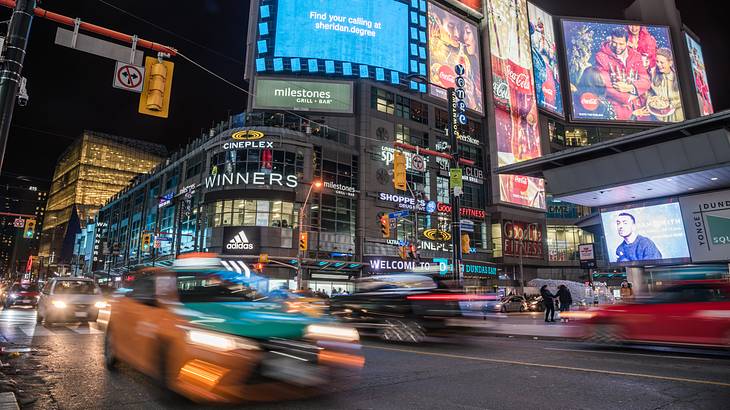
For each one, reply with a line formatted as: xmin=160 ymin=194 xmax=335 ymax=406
xmin=274 ymin=0 xmax=410 ymax=73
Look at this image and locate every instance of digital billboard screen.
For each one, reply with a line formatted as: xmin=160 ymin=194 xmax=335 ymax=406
xmin=601 ymin=202 xmax=690 ymax=265
xmin=684 ymin=33 xmax=714 ymax=116
xmin=487 ymin=0 xmax=545 ymax=210
xmin=428 ymin=2 xmax=484 ymax=113
xmin=527 ymin=3 xmax=563 ymax=117
xmin=562 ymin=20 xmax=685 ymax=124
xmin=273 ymin=0 xmax=410 ymax=74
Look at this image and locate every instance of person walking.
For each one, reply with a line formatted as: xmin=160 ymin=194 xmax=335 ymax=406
xmin=555 ymin=284 xmax=573 ymax=322
xmin=540 ymin=285 xmax=556 ymax=323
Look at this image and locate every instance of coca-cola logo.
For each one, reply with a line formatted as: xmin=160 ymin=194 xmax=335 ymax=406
xmin=513 ymin=175 xmax=529 ymax=192
xmin=541 ymin=84 xmax=554 ymax=97
xmin=493 ymin=80 xmax=509 ymax=100
xmin=505 ymin=63 xmax=531 ymax=92
xmin=580 ymin=92 xmax=599 ymax=111
xmin=438 ymin=66 xmax=456 ymax=88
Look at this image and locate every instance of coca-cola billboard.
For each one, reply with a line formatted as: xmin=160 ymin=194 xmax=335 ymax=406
xmin=527 ymin=3 xmax=564 ymax=117
xmin=487 ymin=0 xmax=545 ymax=210
xmin=502 ymin=220 xmax=545 ymax=259
xmin=427 ymin=2 xmax=484 ymax=113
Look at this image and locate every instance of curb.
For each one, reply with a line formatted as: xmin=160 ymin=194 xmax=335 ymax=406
xmin=0 ymin=392 xmax=19 ymax=410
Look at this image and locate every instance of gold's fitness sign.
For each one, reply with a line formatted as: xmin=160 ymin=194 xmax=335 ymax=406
xmin=223 ymin=130 xmax=274 ymax=150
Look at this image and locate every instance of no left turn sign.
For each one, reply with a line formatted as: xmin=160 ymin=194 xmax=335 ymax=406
xmin=113 ymin=61 xmax=144 ymax=93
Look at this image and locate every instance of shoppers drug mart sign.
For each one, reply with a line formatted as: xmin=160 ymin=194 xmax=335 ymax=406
xmin=253 ymin=78 xmax=353 ymax=113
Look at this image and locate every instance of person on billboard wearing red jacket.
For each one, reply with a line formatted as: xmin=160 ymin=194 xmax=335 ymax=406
xmin=594 ymin=26 xmax=651 ymax=120
xmin=627 ymin=25 xmax=657 ymax=72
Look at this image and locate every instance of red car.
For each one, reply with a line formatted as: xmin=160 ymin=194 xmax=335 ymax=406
xmin=566 ymin=280 xmax=730 ymax=349
xmin=3 ymin=282 xmax=41 ymax=308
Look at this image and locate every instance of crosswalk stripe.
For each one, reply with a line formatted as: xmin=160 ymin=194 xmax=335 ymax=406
xmin=67 ymin=324 xmax=104 ymax=334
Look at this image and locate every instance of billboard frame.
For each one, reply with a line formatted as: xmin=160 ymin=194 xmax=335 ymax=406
xmin=527 ymin=2 xmax=565 ymax=119
xmin=252 ymin=76 xmax=355 ymax=115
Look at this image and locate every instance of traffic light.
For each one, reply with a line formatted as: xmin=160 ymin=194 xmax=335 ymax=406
xmin=393 ymin=150 xmax=407 ymax=191
xmin=461 ymin=233 xmax=471 ymax=255
xmin=380 ymin=214 xmax=390 ymax=238
xmin=141 ymin=233 xmax=152 ymax=251
xmin=253 ymin=262 xmax=264 ymax=273
xmin=398 ymin=246 xmax=408 ymax=260
xmin=23 ymin=219 xmax=36 ymax=239
xmin=258 ymin=253 xmax=269 ymax=263
xmin=299 ymin=232 xmax=308 ymax=252
xmin=139 ymin=56 xmax=174 ymax=118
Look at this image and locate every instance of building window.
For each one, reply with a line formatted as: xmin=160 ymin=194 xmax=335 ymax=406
xmin=458 ymin=144 xmax=483 ymax=168
xmin=207 ymin=199 xmax=297 ymax=228
xmin=410 ymin=100 xmax=428 ymax=124
xmin=210 ymin=149 xmax=303 ymax=178
xmin=546 ymin=225 xmax=595 ymax=262
xmin=371 ymin=87 xmax=394 ymax=115
xmin=435 ymin=108 xmax=448 ymax=131
xmin=395 ymin=95 xmax=410 ymax=119
xmin=436 ymin=176 xmax=449 ymax=204
xmin=461 ymin=182 xmax=484 ymax=209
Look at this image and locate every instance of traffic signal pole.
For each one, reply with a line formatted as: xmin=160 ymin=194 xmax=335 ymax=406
xmin=0 ymin=0 xmax=35 ymax=173
xmin=447 ymin=88 xmax=462 ymax=284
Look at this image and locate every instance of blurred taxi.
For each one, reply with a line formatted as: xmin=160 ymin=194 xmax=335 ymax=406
xmin=565 ymin=280 xmax=730 ymax=348
xmin=104 ymin=254 xmax=363 ymax=403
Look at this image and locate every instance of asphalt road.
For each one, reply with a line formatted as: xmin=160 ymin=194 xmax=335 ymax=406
xmin=2 ymin=307 xmax=730 ymax=410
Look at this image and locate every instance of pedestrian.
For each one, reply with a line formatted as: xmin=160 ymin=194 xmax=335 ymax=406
xmin=540 ymin=285 xmax=556 ymax=323
xmin=555 ymin=284 xmax=573 ymax=322
xmin=620 ymin=281 xmax=634 ymax=301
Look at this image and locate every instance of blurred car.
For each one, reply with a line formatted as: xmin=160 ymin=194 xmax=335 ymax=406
xmin=104 ymin=254 xmax=363 ymax=403
xmin=266 ymin=288 xmax=329 ymax=318
xmin=37 ymin=278 xmax=106 ymax=324
xmin=330 ymin=274 xmax=492 ymax=343
xmin=526 ymin=296 xmax=544 ymax=312
xmin=565 ymin=280 xmax=730 ymax=348
xmin=483 ymin=295 xmax=528 ymax=313
xmin=3 ymin=282 xmax=41 ymax=308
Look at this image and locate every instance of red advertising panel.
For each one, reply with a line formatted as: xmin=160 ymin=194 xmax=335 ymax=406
xmin=453 ymin=0 xmax=482 ymax=13
xmin=487 ymin=0 xmax=545 ymax=210
xmin=527 ymin=2 xmax=563 ymax=117
xmin=428 ymin=2 xmax=484 ymax=113
xmin=684 ymin=33 xmax=713 ymax=116
xmin=562 ymin=19 xmax=685 ymax=123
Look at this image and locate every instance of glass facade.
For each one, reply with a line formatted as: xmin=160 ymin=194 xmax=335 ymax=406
xmin=546 ymin=225 xmax=595 ymax=262
xmin=207 ymin=199 xmax=297 ymax=228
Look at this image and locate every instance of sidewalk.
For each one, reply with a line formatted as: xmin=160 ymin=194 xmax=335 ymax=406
xmin=453 ymin=311 xmax=583 ymax=340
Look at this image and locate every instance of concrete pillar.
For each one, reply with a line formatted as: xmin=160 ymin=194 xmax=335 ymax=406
xmin=625 ymin=266 xmax=647 ymax=295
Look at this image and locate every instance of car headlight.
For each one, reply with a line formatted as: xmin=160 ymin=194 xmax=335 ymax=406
xmin=94 ymin=301 xmax=107 ymax=309
xmin=495 ymin=304 xmax=502 ymax=308
xmin=305 ymin=324 xmax=359 ymax=342
xmin=51 ymin=300 xmax=67 ymax=309
xmin=184 ymin=328 xmax=258 ymax=351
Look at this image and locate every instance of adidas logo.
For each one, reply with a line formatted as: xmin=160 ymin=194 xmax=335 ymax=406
xmin=226 ymin=231 xmax=254 ymax=250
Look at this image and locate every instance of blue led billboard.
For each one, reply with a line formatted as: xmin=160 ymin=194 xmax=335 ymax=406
xmin=274 ymin=0 xmax=409 ymax=73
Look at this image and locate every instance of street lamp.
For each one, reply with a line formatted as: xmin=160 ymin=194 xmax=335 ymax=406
xmin=296 ymin=179 xmax=322 ymax=290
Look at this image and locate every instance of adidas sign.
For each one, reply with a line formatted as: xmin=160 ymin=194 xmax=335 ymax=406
xmin=226 ymin=231 xmax=254 ymax=250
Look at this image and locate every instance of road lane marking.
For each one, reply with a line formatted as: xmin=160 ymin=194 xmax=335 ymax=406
xmin=543 ymin=347 xmax=714 ymax=361
xmin=368 ymin=345 xmax=730 ymax=388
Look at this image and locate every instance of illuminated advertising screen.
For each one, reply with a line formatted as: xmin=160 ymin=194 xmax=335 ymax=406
xmin=427 ymin=2 xmax=484 ymax=113
xmin=684 ymin=33 xmax=714 ymax=116
xmin=600 ymin=202 xmax=690 ymax=265
xmin=562 ymin=20 xmax=685 ymax=123
xmin=527 ymin=3 xmax=563 ymax=116
xmin=253 ymin=78 xmax=353 ymax=113
xmin=487 ymin=0 xmax=545 ymax=210
xmin=273 ymin=0 xmax=409 ymax=73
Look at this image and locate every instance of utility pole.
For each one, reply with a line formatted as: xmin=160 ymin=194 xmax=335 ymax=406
xmin=447 ymin=87 xmax=462 ymax=284
xmin=0 ymin=0 xmax=35 ymax=172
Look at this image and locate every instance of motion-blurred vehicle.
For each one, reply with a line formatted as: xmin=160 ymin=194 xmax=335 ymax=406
xmin=3 ymin=282 xmax=41 ymax=308
xmin=565 ymin=280 xmax=730 ymax=349
xmin=37 ymin=278 xmax=106 ymax=324
xmin=104 ymin=254 xmax=363 ymax=403
xmin=483 ymin=295 xmax=528 ymax=313
xmin=526 ymin=296 xmax=544 ymax=312
xmin=329 ymin=274 xmax=492 ymax=343
xmin=267 ymin=288 xmax=328 ymax=318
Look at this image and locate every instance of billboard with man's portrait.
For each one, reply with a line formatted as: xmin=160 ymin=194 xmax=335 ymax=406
xmin=428 ymin=2 xmax=484 ymax=113
xmin=562 ymin=19 xmax=685 ymax=124
xmin=600 ymin=202 xmax=690 ymax=265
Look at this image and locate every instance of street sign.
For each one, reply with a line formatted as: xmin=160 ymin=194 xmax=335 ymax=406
xmin=450 ymin=168 xmax=463 ymax=189
xmin=388 ymin=210 xmax=411 ymax=219
xmin=113 ymin=62 xmax=144 ymax=93
xmin=13 ymin=218 xmax=24 ymax=228
xmin=155 ymin=236 xmax=172 ymax=242
xmin=411 ymin=154 xmax=426 ymax=172
xmin=460 ymin=219 xmax=474 ymax=232
xmin=55 ymin=28 xmax=144 ymax=65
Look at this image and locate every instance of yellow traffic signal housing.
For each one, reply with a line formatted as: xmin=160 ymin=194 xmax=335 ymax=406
xmin=141 ymin=233 xmax=152 ymax=251
xmin=253 ymin=262 xmax=264 ymax=273
xmin=258 ymin=253 xmax=269 ymax=263
xmin=461 ymin=233 xmax=471 ymax=254
xmin=393 ymin=150 xmax=407 ymax=191
xmin=398 ymin=246 xmax=408 ymax=260
xmin=299 ymin=232 xmax=308 ymax=252
xmin=380 ymin=215 xmax=390 ymax=238
xmin=139 ymin=56 xmax=174 ymax=118
xmin=23 ymin=219 xmax=36 ymax=238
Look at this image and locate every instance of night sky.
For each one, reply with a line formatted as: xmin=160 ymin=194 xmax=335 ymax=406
xmin=1 ymin=0 xmax=727 ymax=181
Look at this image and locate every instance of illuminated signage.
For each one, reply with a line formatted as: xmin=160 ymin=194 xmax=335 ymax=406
xmin=223 ymin=129 xmax=275 ymax=150
xmin=378 ymin=192 xmax=434 ymax=212
xmin=423 ymin=229 xmax=452 ymax=242
xmin=254 ymin=78 xmax=354 ymax=113
xmin=232 ymin=130 xmax=264 ymax=140
xmin=158 ymin=192 xmax=174 ymax=208
xmin=324 ymin=181 xmax=358 ymax=197
xmin=457 ymin=134 xmax=480 ymax=145
xmin=204 ymin=172 xmax=298 ymax=189
xmin=222 ymin=227 xmax=260 ymax=255
xmin=502 ymin=220 xmax=544 ymax=258
xmin=685 ymin=33 xmax=714 ymax=116
xmin=436 ymin=202 xmax=486 ymax=219
xmin=679 ymin=190 xmax=730 ymax=262
xmin=462 ymin=166 xmax=484 ymax=183
xmin=527 ymin=3 xmax=564 ymax=117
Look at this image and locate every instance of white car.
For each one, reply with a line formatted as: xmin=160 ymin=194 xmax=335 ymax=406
xmin=37 ymin=278 xmax=107 ymax=325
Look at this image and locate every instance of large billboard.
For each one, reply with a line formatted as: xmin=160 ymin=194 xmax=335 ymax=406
xmin=487 ymin=0 xmax=545 ymax=210
xmin=600 ymin=202 xmax=690 ymax=265
xmin=562 ymin=20 xmax=685 ymax=123
xmin=684 ymin=33 xmax=714 ymax=116
xmin=679 ymin=190 xmax=730 ymax=263
xmin=273 ymin=0 xmax=410 ymax=73
xmin=527 ymin=3 xmax=563 ymax=117
xmin=427 ymin=2 xmax=484 ymax=113
xmin=253 ymin=78 xmax=353 ymax=113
